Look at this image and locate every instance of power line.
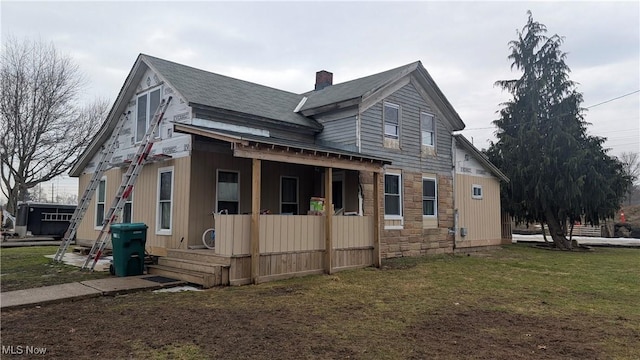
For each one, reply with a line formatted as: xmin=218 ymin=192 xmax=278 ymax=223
xmin=585 ymin=90 xmax=640 ymax=109
xmin=462 ymin=90 xmax=640 ymax=131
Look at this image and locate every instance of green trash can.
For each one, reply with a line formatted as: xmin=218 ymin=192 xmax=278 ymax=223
xmin=110 ymin=223 xmax=147 ymax=277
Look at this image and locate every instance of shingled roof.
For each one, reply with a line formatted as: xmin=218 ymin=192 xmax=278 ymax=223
xmin=71 ymin=55 xmax=465 ymax=176
xmin=142 ymin=54 xmax=322 ymax=131
xmin=298 ymin=60 xmax=464 ymax=131
xmin=300 ymin=62 xmax=420 ymax=111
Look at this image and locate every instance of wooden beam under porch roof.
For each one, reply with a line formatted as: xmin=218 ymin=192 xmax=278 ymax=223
xmin=233 ymin=143 xmax=384 ymax=173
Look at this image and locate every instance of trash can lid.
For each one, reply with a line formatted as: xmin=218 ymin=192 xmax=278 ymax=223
xmin=110 ymin=223 xmax=148 ymax=231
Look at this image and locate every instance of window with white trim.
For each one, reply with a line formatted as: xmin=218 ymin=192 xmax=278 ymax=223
xmin=384 ymin=173 xmax=402 ymax=217
xmin=422 ymin=178 xmax=437 ymax=217
xmin=157 ymin=167 xmax=173 ymax=233
xmin=136 ymin=87 xmax=161 ymax=142
xmin=421 ymin=112 xmax=435 ymax=147
xmin=217 ymin=170 xmax=240 ymax=214
xmin=281 ymin=176 xmax=299 ymax=214
xmin=95 ymin=178 xmax=106 ymax=227
xmin=472 ymin=184 xmax=483 ymax=200
xmin=384 ymin=102 xmax=400 ymax=139
xmin=122 ymin=191 xmax=133 ymax=223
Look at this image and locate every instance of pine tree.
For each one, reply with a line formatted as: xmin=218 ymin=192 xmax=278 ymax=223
xmin=487 ymin=11 xmax=631 ymax=249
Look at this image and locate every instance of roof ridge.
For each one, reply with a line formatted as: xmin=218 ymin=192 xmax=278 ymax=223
xmin=140 ymin=53 xmax=303 ymax=97
xmin=302 ymin=60 xmax=421 ymax=95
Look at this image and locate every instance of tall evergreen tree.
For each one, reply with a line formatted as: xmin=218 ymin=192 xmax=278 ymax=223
xmin=487 ymin=11 xmax=631 ymax=249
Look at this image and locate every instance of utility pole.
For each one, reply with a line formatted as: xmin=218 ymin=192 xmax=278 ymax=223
xmin=51 ymin=183 xmax=54 ymax=203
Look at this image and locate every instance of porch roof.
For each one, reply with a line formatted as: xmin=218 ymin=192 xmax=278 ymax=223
xmin=174 ymin=123 xmax=391 ymax=172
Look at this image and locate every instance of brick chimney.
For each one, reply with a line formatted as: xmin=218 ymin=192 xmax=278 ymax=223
xmin=315 ymin=70 xmax=333 ymax=90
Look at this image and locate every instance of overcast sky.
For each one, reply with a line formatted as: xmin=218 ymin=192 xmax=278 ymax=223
xmin=2 ymin=1 xmax=639 ymax=199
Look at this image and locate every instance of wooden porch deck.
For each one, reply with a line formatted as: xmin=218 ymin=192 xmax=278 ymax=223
xmin=150 ymin=214 xmax=377 ymax=287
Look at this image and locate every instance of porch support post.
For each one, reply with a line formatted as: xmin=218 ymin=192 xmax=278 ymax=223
xmin=373 ymin=171 xmax=381 ymax=267
xmin=324 ymin=167 xmax=333 ymax=274
xmin=251 ymin=158 xmax=261 ymax=284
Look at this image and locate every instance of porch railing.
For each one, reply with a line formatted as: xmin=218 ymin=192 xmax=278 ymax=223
xmin=214 ymin=214 xmax=374 ymax=256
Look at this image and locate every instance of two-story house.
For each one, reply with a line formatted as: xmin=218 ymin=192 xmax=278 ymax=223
xmin=70 ymin=54 xmax=482 ymax=287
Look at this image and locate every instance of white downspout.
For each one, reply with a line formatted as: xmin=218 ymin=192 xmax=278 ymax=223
xmin=357 ymin=109 xmax=363 ymax=216
xmin=451 ymin=136 xmax=458 ymax=249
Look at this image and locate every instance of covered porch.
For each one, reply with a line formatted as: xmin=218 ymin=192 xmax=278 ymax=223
xmin=163 ymin=124 xmax=389 ymax=286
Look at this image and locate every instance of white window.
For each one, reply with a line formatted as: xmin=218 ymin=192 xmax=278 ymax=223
xmin=472 ymin=184 xmax=483 ymax=200
xmin=422 ymin=178 xmax=437 ymax=217
xmin=95 ymin=178 xmax=106 ymax=228
xmin=384 ymin=102 xmax=400 ymax=139
xmin=384 ymin=173 xmax=402 ymax=218
xmin=281 ymin=176 xmax=299 ymax=214
xmin=217 ymin=170 xmax=240 ymax=214
xmin=421 ymin=112 xmax=435 ymax=147
xmin=157 ymin=167 xmax=173 ymax=234
xmin=136 ymin=87 xmax=161 ymax=142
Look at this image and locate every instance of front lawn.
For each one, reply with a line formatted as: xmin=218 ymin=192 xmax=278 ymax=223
xmin=1 ymin=244 xmax=638 ymax=359
xmin=0 ymin=246 xmax=109 ymax=292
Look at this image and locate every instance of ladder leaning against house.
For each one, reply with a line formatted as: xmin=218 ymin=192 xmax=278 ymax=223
xmin=53 ymin=111 xmax=131 ymax=262
xmin=82 ymin=96 xmax=173 ymax=271
xmin=54 ymin=96 xmax=173 ymax=271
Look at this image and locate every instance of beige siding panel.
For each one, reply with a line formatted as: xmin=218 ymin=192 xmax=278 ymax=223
xmin=259 ymin=215 xmax=325 ymax=253
xmin=333 ymin=216 xmax=373 ymax=249
xmin=128 ymin=157 xmax=191 ymax=255
xmin=212 ymin=214 xmax=251 ymax=256
xmin=76 ymin=167 xmax=132 ymax=244
xmin=188 ymin=149 xmax=252 ymax=248
xmin=76 ymin=173 xmax=94 ymax=243
xmin=455 ymin=174 xmax=502 ymax=246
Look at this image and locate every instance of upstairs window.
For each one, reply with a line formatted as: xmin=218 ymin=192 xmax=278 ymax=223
xmin=422 ymin=178 xmax=437 ymax=217
xmin=384 ymin=102 xmax=400 ymax=139
xmin=384 ymin=173 xmax=402 ymax=217
xmin=217 ymin=171 xmax=240 ymax=214
xmin=281 ymin=176 xmax=299 ymax=215
xmin=421 ymin=112 xmax=435 ymax=147
xmin=136 ymin=87 xmax=161 ymax=142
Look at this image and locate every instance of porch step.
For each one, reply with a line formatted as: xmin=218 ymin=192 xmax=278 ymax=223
xmin=166 ymin=249 xmax=231 ymax=266
xmin=147 ymin=264 xmax=228 ymax=288
xmin=158 ymin=257 xmax=227 ymax=274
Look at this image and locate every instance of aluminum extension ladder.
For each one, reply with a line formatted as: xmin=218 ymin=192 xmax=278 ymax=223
xmin=81 ymin=96 xmax=173 ymax=271
xmin=53 ymin=112 xmax=131 ymax=262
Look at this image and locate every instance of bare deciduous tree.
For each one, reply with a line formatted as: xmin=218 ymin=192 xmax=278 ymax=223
xmin=619 ymin=152 xmax=640 ymax=205
xmin=0 ymin=36 xmax=108 ymax=215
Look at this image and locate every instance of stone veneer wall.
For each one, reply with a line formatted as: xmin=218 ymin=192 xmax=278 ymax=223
xmin=360 ymin=171 xmax=454 ymax=259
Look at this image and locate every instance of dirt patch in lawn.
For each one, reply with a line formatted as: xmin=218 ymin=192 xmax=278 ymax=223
xmin=405 ymin=308 xmax=638 ymax=359
xmin=2 ymin=294 xmax=637 ymax=359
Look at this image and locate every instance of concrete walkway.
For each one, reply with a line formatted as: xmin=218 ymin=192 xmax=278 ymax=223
xmin=1 ymin=275 xmax=185 ymax=310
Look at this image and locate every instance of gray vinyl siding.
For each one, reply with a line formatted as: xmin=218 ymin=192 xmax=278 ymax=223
xmin=315 ymin=115 xmax=357 ymax=152
xmin=360 ymin=83 xmax=452 ymax=173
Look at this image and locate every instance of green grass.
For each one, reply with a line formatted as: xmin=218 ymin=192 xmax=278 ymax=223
xmin=2 ymin=244 xmax=639 ymax=359
xmin=0 ymin=246 xmax=109 ymax=292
